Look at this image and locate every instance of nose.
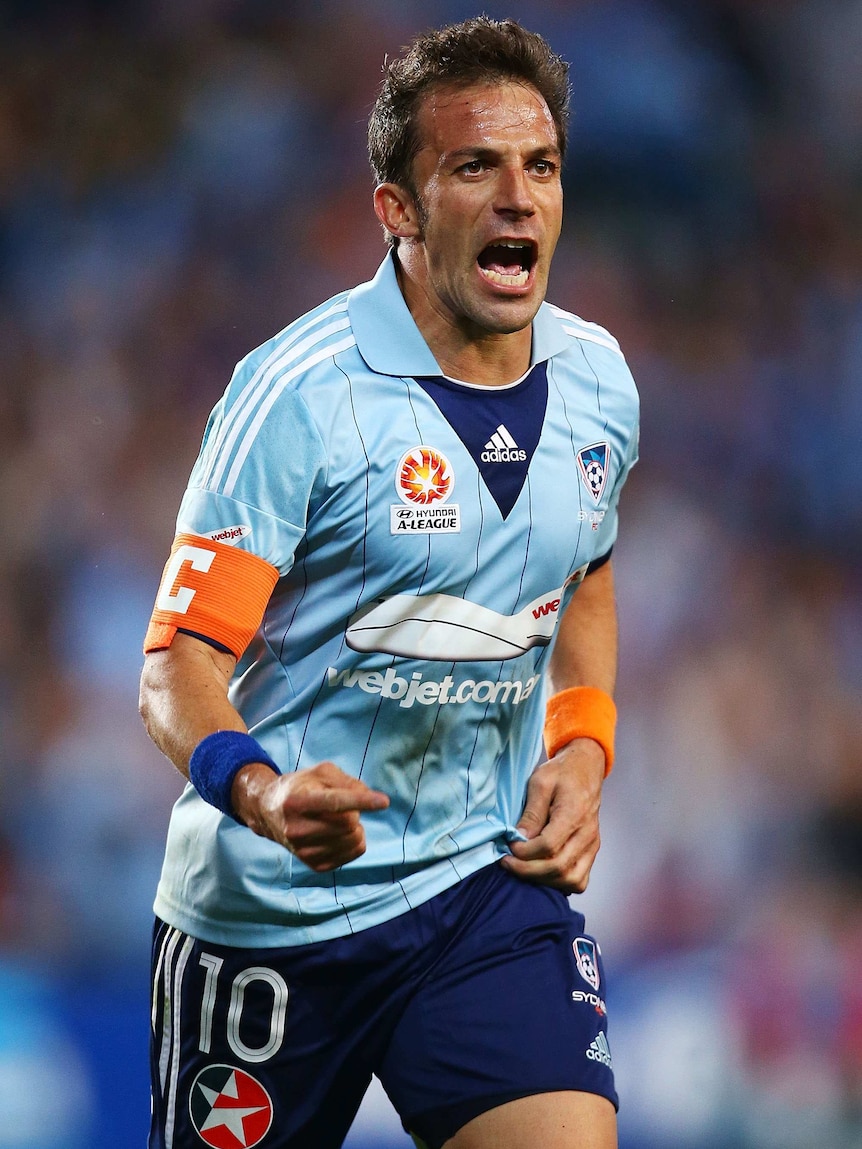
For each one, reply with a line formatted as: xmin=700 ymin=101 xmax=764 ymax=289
xmin=495 ymin=164 xmax=535 ymax=217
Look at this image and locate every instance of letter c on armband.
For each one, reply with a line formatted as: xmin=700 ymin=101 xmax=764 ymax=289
xmin=156 ymin=544 xmax=216 ymax=614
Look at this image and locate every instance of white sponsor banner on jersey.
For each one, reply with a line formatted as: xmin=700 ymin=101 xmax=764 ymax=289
xmin=346 ymin=587 xmax=565 ymax=661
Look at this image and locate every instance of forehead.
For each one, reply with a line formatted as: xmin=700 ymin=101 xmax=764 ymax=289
xmin=414 ymin=80 xmax=558 ymax=158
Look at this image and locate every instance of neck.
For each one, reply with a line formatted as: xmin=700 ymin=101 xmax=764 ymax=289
xmin=394 ymin=250 xmax=533 ymax=387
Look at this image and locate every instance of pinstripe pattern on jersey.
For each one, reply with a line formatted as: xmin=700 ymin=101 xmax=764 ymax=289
xmin=201 ymin=297 xmax=352 ymax=495
xmin=289 ymin=358 xmax=376 ymax=783
xmin=336 ymin=359 xmax=383 ymax=793
xmin=467 ymin=464 xmax=537 ymax=836
xmin=548 ymin=356 xmax=590 ymax=571
xmin=575 ymin=341 xmax=613 ymax=428
xmin=396 ymin=378 xmax=486 ymax=863
xmin=285 ymin=357 xmax=380 ymax=933
xmin=152 ymin=255 xmax=639 ymax=949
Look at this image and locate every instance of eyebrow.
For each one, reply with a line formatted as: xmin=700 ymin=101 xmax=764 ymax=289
xmin=445 ymin=144 xmax=562 ymax=163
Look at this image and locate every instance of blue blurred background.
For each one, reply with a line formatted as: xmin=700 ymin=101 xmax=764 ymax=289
xmin=0 ymin=1 xmax=860 ymax=1146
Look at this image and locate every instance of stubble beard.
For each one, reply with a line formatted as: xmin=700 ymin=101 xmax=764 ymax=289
xmin=411 ymin=193 xmax=542 ymax=337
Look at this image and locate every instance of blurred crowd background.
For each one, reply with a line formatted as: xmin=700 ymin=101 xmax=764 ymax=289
xmin=0 ymin=0 xmax=860 ymax=1146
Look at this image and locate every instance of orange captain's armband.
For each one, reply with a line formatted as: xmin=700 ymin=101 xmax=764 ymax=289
xmin=144 ymin=532 xmax=279 ymax=660
xmin=544 ymin=686 xmax=617 ymax=776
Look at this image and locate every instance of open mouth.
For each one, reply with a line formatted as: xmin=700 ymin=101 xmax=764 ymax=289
xmin=477 ymin=241 xmax=536 ymax=288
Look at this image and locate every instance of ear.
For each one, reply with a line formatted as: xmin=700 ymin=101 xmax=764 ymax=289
xmin=373 ymin=183 xmax=422 ymax=241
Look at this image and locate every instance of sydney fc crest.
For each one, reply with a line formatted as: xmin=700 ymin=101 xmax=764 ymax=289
xmin=573 ymin=937 xmax=601 ymax=991
xmin=577 ymin=442 xmax=610 ymax=503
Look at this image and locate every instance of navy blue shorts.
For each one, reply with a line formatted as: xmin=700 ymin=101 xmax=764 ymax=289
xmin=149 ymin=862 xmax=617 ymax=1149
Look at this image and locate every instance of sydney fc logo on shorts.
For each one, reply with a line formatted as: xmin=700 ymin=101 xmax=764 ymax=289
xmin=189 ymin=1064 xmax=273 ymax=1148
xmin=577 ymin=442 xmax=610 ymax=503
xmin=391 ymin=445 xmax=461 ymax=534
xmin=573 ymin=937 xmax=601 ymax=991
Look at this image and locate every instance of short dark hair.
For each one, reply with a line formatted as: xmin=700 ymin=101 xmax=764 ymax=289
xmin=368 ymin=16 xmax=570 ymax=198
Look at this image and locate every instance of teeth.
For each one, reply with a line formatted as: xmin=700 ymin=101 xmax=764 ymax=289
xmin=480 ymin=266 xmax=530 ymax=286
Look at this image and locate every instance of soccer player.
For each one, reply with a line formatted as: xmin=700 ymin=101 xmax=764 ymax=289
xmin=140 ymin=16 xmax=638 ymax=1149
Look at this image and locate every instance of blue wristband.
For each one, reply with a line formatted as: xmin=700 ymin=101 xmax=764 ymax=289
xmin=188 ymin=730 xmax=280 ymax=822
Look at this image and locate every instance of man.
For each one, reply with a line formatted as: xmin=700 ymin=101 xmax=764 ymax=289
xmin=140 ymin=16 xmax=638 ymax=1149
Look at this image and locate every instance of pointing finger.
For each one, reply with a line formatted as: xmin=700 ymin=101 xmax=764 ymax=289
xmin=289 ymin=785 xmax=390 ymax=816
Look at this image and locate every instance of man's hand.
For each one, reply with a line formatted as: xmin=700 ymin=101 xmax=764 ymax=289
xmin=231 ymin=760 xmax=390 ymax=872
xmin=501 ymin=738 xmax=606 ymax=892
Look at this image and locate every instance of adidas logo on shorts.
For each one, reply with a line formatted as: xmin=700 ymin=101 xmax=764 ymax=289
xmin=585 ymin=1031 xmax=613 ymax=1069
xmin=481 ymin=424 xmax=526 ymax=463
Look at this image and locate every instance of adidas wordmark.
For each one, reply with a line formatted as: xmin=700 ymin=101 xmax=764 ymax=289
xmin=481 ymin=424 xmax=527 ymax=463
xmin=586 ymin=1031 xmax=613 ymax=1069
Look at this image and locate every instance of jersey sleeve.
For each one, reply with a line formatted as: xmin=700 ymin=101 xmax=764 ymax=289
xmin=589 ymin=368 xmax=640 ymax=559
xmin=144 ymin=355 xmax=329 ymax=658
xmin=143 ymin=532 xmax=280 ymax=657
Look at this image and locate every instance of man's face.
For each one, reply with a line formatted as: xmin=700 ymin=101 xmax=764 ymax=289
xmin=408 ymin=80 xmax=563 ymax=337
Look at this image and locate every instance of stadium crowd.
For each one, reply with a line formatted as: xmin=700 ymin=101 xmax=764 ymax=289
xmin=0 ymin=1 xmax=860 ymax=1145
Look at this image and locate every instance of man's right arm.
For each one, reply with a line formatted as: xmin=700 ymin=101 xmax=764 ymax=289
xmin=139 ymin=633 xmax=389 ymax=871
xmin=139 ymin=632 xmax=244 ymax=768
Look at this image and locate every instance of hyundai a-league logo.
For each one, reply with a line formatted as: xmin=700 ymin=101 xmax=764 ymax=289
xmin=396 ymin=445 xmax=454 ymax=505
xmin=189 ymin=1065 xmax=273 ymax=1148
xmin=574 ymin=937 xmax=601 ymax=991
xmin=576 ymin=443 xmax=610 ymax=503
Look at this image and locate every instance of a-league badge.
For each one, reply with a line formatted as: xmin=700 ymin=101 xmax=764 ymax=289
xmin=189 ymin=1065 xmax=273 ymax=1148
xmin=576 ymin=442 xmax=610 ymax=503
xmin=573 ymin=937 xmax=601 ymax=991
xmin=391 ymin=445 xmax=460 ymax=533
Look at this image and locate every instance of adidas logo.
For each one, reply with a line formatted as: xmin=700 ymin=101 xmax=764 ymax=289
xmin=585 ymin=1031 xmax=613 ymax=1069
xmin=481 ymin=424 xmax=527 ymax=463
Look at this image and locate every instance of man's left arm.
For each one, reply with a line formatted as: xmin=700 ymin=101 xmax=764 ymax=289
xmin=501 ymin=558 xmax=617 ymax=892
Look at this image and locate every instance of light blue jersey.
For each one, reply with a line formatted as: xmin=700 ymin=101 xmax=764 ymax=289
xmin=153 ymin=253 xmax=639 ymax=947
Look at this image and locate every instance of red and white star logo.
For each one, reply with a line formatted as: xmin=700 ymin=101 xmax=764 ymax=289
xmin=189 ymin=1065 xmax=273 ymax=1148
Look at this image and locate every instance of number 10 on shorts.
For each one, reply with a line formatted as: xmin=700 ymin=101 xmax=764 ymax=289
xmin=198 ymin=954 xmax=289 ymax=1064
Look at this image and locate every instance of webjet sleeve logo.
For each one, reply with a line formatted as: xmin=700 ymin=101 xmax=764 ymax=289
xmin=345 ymin=586 xmax=566 ymax=661
xmin=577 ymin=442 xmax=610 ymax=503
xmin=391 ymin=445 xmax=460 ymax=533
xmin=204 ymin=525 xmax=252 ymax=546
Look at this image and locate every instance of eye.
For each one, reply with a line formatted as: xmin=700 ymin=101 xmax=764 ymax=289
xmin=459 ymin=159 xmax=487 ymax=175
xmin=530 ymin=158 xmax=557 ymax=177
